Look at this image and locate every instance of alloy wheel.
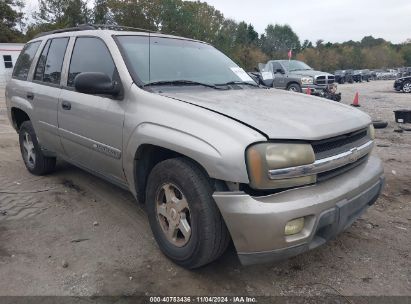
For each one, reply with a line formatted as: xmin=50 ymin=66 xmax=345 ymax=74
xmin=22 ymin=132 xmax=36 ymax=169
xmin=156 ymin=183 xmax=192 ymax=247
xmin=403 ymin=82 xmax=411 ymax=93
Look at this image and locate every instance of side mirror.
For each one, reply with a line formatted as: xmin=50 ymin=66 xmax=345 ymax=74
xmin=276 ymin=68 xmax=285 ymax=74
xmin=74 ymin=72 xmax=120 ymax=96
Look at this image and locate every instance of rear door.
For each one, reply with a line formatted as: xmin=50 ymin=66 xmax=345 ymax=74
xmin=58 ymin=36 xmax=126 ymax=184
xmin=30 ymin=37 xmax=69 ymax=154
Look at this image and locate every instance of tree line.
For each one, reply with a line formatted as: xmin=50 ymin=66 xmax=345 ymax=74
xmin=2 ymin=0 xmax=411 ymax=72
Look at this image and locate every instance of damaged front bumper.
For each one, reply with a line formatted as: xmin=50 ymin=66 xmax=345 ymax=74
xmin=213 ymin=156 xmax=384 ymax=265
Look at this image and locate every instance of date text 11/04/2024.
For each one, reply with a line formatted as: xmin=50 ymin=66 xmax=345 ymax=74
xmin=149 ymin=296 xmax=258 ymax=303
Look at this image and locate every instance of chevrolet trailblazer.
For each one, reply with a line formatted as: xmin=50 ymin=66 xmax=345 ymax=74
xmin=6 ymin=25 xmax=384 ymax=268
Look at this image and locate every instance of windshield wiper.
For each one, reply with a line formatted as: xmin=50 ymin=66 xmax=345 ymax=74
xmin=215 ymin=81 xmax=259 ymax=87
xmin=143 ymin=80 xmax=225 ymax=90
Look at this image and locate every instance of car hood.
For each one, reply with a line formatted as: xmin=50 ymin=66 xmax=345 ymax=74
xmin=290 ymin=70 xmax=334 ymax=77
xmin=160 ymin=88 xmax=371 ymax=141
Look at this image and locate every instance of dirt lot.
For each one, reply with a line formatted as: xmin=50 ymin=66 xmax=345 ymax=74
xmin=0 ymin=81 xmax=410 ymax=297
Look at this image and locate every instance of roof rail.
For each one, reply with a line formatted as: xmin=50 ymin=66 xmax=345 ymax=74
xmin=33 ymin=24 xmax=95 ymax=38
xmin=33 ymin=24 xmax=158 ymax=39
xmin=91 ymin=24 xmax=158 ymax=33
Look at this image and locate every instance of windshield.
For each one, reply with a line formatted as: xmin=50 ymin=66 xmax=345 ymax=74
xmin=116 ymin=35 xmax=255 ymax=86
xmin=279 ymin=60 xmax=312 ymax=72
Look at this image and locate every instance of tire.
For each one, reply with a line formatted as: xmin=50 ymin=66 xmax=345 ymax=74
xmin=287 ymin=83 xmax=302 ymax=93
xmin=340 ymin=77 xmax=346 ymax=84
xmin=402 ymin=81 xmax=411 ymax=93
xmin=19 ymin=121 xmax=56 ymax=175
xmin=372 ymin=120 xmax=388 ymax=129
xmin=146 ymin=157 xmax=230 ymax=269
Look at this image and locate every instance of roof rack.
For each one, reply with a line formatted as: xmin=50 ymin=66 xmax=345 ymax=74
xmin=33 ymin=24 xmax=158 ymax=39
xmin=91 ymin=24 xmax=158 ymax=33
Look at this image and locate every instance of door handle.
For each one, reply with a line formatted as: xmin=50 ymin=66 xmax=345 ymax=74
xmin=61 ymin=100 xmax=71 ymax=110
xmin=26 ymin=92 xmax=34 ymax=100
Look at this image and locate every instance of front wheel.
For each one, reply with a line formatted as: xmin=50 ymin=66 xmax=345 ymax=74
xmin=287 ymin=83 xmax=302 ymax=92
xmin=146 ymin=158 xmax=230 ymax=268
xmin=19 ymin=121 xmax=56 ymax=175
xmin=402 ymin=81 xmax=411 ymax=93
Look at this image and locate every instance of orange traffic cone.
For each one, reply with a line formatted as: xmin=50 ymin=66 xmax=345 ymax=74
xmin=306 ymin=87 xmax=311 ymax=95
xmin=351 ymin=92 xmax=360 ymax=107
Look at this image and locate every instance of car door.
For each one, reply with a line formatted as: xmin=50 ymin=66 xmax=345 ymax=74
xmin=58 ymin=36 xmax=126 ymax=184
xmin=30 ymin=37 xmax=69 ymax=155
xmin=272 ymin=62 xmax=286 ymax=88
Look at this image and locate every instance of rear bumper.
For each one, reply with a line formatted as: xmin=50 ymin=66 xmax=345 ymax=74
xmin=213 ymin=156 xmax=384 ymax=265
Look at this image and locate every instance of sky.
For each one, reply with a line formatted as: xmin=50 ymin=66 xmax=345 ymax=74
xmin=202 ymin=0 xmax=411 ymax=44
xmin=24 ymin=0 xmax=411 ymax=44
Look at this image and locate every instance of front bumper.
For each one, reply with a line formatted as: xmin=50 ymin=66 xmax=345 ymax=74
xmin=394 ymin=82 xmax=403 ymax=91
xmin=301 ymin=84 xmax=331 ymax=94
xmin=213 ymin=156 xmax=384 ymax=265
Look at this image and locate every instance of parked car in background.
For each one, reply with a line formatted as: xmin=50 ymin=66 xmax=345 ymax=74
xmin=6 ymin=25 xmax=384 ymax=269
xmin=370 ymin=70 xmax=378 ymax=80
xmin=360 ymin=70 xmax=372 ymax=82
xmin=352 ymin=70 xmax=369 ymax=82
xmin=394 ymin=76 xmax=411 ymax=93
xmin=334 ymin=70 xmax=354 ymax=84
xmin=254 ymin=60 xmax=335 ymax=93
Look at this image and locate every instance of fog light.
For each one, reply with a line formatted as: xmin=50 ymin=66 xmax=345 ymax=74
xmin=285 ymin=217 xmax=305 ymax=236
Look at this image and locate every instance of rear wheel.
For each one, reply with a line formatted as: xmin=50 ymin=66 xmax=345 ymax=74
xmin=287 ymin=83 xmax=302 ymax=93
xmin=19 ymin=121 xmax=56 ymax=175
xmin=340 ymin=77 xmax=346 ymax=84
xmin=146 ymin=158 xmax=230 ymax=269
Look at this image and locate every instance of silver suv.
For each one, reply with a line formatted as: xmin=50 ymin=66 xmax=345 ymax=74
xmin=5 ymin=25 xmax=384 ymax=268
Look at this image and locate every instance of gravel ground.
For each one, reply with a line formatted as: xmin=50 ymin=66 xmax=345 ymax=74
xmin=0 ymin=81 xmax=410 ymax=297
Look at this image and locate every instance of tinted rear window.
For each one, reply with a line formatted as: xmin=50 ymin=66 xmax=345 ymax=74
xmin=34 ymin=38 xmax=69 ymax=85
xmin=12 ymin=41 xmax=42 ymax=80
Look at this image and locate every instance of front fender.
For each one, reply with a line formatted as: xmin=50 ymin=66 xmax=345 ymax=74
xmin=122 ymin=86 xmax=267 ymax=196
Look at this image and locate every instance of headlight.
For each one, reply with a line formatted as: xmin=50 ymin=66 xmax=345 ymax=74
xmin=368 ymin=124 xmax=375 ymax=140
xmin=301 ymin=77 xmax=314 ymax=85
xmin=246 ymin=143 xmax=316 ymax=190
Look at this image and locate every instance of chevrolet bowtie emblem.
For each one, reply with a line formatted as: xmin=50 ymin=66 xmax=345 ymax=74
xmin=349 ymin=147 xmax=359 ymax=162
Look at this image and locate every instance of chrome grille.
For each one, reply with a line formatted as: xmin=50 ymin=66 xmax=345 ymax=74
xmin=311 ymin=128 xmax=371 ymax=182
xmin=312 ymin=129 xmax=369 ymax=159
xmin=315 ymin=75 xmax=335 ymax=85
xmin=317 ymin=155 xmax=368 ymax=182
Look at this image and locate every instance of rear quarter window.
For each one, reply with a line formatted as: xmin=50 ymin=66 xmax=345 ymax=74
xmin=12 ymin=41 xmax=42 ymax=81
